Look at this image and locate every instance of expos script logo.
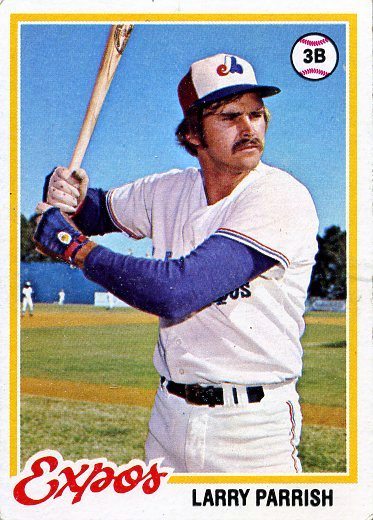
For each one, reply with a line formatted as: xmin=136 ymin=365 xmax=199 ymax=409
xmin=216 ymin=55 xmax=243 ymax=76
xmin=12 ymin=450 xmax=172 ymax=505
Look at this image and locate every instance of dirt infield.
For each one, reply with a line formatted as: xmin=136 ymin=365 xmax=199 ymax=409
xmin=305 ymin=316 xmax=345 ymax=326
xmin=22 ymin=377 xmax=155 ymax=408
xmin=21 ymin=310 xmax=158 ymax=329
xmin=21 ymin=377 xmax=345 ymax=428
xmin=300 ymin=403 xmax=345 ymax=428
xmin=21 ymin=309 xmax=344 ymax=329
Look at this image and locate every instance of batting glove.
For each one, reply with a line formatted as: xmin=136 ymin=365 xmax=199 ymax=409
xmin=34 ymin=207 xmax=89 ymax=265
xmin=43 ymin=166 xmax=89 ymax=214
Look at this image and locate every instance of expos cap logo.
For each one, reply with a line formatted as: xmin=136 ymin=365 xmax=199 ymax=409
xmin=216 ymin=55 xmax=244 ymax=76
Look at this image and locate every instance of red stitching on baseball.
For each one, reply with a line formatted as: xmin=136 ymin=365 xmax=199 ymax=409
xmin=300 ymin=68 xmax=329 ymax=77
xmin=299 ymin=37 xmax=329 ymax=46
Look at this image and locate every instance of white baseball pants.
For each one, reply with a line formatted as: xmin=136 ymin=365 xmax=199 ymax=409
xmin=145 ymin=379 xmax=302 ymax=473
xmin=22 ymin=296 xmax=33 ymax=314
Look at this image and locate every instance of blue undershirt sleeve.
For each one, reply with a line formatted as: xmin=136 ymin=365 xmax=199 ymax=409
xmin=72 ymin=188 xmax=119 ymax=236
xmin=83 ymin=234 xmax=276 ymax=320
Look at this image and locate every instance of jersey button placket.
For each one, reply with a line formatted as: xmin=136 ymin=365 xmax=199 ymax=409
xmin=176 ymin=339 xmax=184 ymax=376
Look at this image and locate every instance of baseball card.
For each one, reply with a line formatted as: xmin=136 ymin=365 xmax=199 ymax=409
xmin=0 ymin=0 xmax=372 ymax=518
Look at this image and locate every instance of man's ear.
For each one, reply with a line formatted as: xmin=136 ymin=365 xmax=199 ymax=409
xmin=186 ymin=132 xmax=201 ymax=147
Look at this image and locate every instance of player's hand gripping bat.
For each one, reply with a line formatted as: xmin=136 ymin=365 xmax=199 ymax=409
xmin=35 ymin=24 xmax=133 ymax=254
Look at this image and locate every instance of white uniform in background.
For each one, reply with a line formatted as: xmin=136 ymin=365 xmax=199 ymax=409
xmin=58 ymin=289 xmax=65 ymax=305
xmin=22 ymin=283 xmax=34 ymax=316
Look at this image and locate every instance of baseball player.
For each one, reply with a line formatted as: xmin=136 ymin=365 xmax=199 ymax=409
xmin=34 ymin=53 xmax=318 ymax=473
xmin=58 ymin=288 xmax=65 ymax=305
xmin=21 ymin=281 xmax=34 ymax=317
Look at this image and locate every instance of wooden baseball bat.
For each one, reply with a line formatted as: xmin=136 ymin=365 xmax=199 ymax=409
xmin=69 ymin=24 xmax=134 ymax=174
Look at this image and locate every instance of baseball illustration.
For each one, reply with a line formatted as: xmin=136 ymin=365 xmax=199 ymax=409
xmin=291 ymin=33 xmax=338 ymax=80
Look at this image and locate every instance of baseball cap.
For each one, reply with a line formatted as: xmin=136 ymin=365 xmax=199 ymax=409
xmin=178 ymin=53 xmax=280 ymax=115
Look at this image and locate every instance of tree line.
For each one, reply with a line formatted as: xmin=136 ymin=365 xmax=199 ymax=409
xmin=308 ymin=225 xmax=346 ymax=300
xmin=20 ymin=214 xmax=346 ymax=300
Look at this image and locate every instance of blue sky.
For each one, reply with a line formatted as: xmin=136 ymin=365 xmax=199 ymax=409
xmin=21 ymin=22 xmax=346 ymax=256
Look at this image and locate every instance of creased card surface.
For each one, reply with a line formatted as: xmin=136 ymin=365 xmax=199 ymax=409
xmin=0 ymin=1 xmax=372 ymax=519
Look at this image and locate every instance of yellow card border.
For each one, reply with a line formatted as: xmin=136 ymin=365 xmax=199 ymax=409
xmin=10 ymin=12 xmax=357 ymax=485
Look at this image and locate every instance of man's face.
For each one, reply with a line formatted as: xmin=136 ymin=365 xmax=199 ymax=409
xmin=196 ymin=92 xmax=267 ymax=175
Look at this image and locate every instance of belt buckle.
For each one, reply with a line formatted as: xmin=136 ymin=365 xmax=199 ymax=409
xmin=185 ymin=384 xmax=202 ymax=405
xmin=185 ymin=384 xmax=216 ymax=407
xmin=205 ymin=386 xmax=218 ymax=407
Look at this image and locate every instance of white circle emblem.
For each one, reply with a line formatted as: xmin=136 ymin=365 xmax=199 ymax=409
xmin=57 ymin=231 xmax=72 ymax=245
xmin=291 ymin=33 xmax=339 ymax=81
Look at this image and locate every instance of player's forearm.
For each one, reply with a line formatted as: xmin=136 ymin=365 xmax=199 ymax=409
xmin=81 ymin=235 xmax=276 ymax=320
xmin=72 ymin=188 xmax=119 ymax=236
xmin=33 ymin=206 xmax=275 ymax=319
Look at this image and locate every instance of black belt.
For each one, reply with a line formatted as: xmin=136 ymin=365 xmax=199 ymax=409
xmin=161 ymin=377 xmax=264 ymax=407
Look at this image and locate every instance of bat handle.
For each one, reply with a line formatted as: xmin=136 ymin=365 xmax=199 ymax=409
xmin=68 ymin=107 xmax=100 ymax=172
xmin=69 ymin=159 xmax=81 ymax=173
xmin=68 ymin=140 xmax=88 ymax=172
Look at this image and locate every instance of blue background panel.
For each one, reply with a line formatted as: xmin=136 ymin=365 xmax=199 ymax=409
xmin=21 ymin=262 xmax=102 ymax=304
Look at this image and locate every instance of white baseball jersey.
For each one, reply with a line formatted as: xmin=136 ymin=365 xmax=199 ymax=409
xmin=22 ymin=287 xmax=33 ymax=301
xmin=107 ymin=161 xmax=318 ymax=385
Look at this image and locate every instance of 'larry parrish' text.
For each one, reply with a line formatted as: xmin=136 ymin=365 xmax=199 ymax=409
xmin=192 ymin=488 xmax=334 ymax=507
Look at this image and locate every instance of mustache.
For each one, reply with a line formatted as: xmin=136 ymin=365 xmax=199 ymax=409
xmin=232 ymin=137 xmax=264 ymax=154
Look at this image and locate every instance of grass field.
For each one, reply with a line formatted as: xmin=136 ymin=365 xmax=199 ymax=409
xmin=20 ymin=304 xmax=346 ymax=473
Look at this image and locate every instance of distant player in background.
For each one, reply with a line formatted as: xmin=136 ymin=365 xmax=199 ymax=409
xmin=58 ymin=289 xmax=65 ymax=305
xmin=21 ymin=281 xmax=34 ymax=317
xmin=35 ymin=53 xmax=319 ymax=473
